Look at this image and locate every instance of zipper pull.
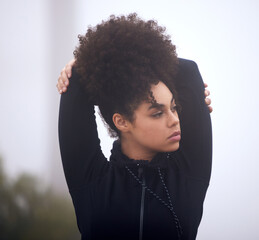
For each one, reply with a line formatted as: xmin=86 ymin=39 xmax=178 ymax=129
xmin=138 ymin=166 xmax=143 ymax=179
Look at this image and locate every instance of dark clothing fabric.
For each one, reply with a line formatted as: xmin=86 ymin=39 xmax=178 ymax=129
xmin=58 ymin=58 xmax=212 ymax=240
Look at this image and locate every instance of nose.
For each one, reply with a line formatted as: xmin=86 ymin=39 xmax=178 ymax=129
xmin=167 ymin=110 xmax=179 ymax=128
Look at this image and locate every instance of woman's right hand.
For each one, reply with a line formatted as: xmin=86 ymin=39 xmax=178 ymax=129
xmin=56 ymin=59 xmax=213 ymax=113
xmin=56 ymin=59 xmax=75 ymax=94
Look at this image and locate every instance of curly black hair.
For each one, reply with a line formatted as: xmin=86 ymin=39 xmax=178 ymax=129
xmin=74 ymin=13 xmax=179 ymax=137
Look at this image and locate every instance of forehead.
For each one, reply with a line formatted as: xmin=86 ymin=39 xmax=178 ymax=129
xmin=135 ymin=81 xmax=174 ymax=111
xmin=149 ymin=81 xmax=173 ymax=104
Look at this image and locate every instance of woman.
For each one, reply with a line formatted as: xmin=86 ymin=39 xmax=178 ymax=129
xmin=57 ymin=14 xmax=212 ymax=240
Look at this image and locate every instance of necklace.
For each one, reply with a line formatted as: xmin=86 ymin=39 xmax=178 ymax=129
xmin=125 ymin=165 xmax=183 ymax=239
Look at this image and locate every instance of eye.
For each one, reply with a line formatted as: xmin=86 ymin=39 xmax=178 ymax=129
xmin=171 ymin=105 xmax=177 ymax=112
xmin=152 ymin=111 xmax=163 ymax=118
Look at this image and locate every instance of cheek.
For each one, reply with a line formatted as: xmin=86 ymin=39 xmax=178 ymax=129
xmin=136 ymin=121 xmax=164 ymax=139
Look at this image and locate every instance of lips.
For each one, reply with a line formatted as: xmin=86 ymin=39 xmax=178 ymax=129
xmin=167 ymin=131 xmax=181 ymax=141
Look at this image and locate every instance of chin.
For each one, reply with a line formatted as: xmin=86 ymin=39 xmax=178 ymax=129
xmin=168 ymin=143 xmax=180 ymax=152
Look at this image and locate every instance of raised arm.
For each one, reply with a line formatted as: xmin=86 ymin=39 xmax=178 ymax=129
xmin=56 ymin=59 xmax=213 ymax=113
xmin=175 ymin=59 xmax=212 ymax=181
xmin=58 ymin=68 xmax=108 ymax=192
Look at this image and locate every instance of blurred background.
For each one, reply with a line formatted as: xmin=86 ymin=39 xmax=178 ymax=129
xmin=0 ymin=0 xmax=259 ymax=239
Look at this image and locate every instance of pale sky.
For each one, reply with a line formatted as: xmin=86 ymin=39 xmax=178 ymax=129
xmin=1 ymin=0 xmax=259 ymax=239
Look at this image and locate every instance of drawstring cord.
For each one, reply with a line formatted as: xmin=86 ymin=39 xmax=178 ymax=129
xmin=157 ymin=167 xmax=183 ymax=239
xmin=125 ymin=165 xmax=183 ymax=239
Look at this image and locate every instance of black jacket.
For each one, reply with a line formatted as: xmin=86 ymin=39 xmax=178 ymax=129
xmin=58 ymin=58 xmax=212 ymax=240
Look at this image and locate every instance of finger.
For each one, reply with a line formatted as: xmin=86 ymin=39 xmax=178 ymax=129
xmin=204 ymin=89 xmax=210 ymax=97
xmin=65 ymin=65 xmax=72 ymax=79
xmin=58 ymin=76 xmax=65 ymax=88
xmin=208 ymin=106 xmax=213 ymax=113
xmin=57 ymin=75 xmax=67 ymax=92
xmin=65 ymin=59 xmax=75 ymax=78
xmin=59 ymin=77 xmax=67 ymax=92
xmin=61 ymin=68 xmax=69 ymax=87
xmin=205 ymin=97 xmax=211 ymax=105
xmin=204 ymin=82 xmax=208 ymax=88
xmin=56 ymin=81 xmax=63 ymax=94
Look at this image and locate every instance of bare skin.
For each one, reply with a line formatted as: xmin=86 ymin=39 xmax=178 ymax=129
xmin=56 ymin=59 xmax=213 ymax=113
xmin=113 ymin=82 xmax=181 ymax=160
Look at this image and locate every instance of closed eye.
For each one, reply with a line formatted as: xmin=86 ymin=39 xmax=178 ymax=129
xmin=171 ymin=105 xmax=177 ymax=112
xmin=151 ymin=105 xmax=177 ymax=118
xmin=152 ymin=111 xmax=164 ymax=118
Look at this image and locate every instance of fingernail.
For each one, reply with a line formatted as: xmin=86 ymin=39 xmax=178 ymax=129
xmin=59 ymin=89 xmax=63 ymax=94
xmin=62 ymin=87 xmax=67 ymax=91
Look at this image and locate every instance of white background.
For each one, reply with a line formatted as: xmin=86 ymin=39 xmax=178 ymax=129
xmin=1 ymin=0 xmax=259 ymax=239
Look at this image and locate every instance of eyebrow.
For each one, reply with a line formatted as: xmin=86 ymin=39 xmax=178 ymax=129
xmin=147 ymin=97 xmax=175 ymax=110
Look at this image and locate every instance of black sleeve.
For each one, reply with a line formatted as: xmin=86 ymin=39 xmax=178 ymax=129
xmin=58 ymin=69 xmax=108 ymax=192
xmin=174 ymin=59 xmax=213 ymax=181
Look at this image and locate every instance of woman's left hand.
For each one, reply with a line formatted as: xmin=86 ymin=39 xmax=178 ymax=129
xmin=56 ymin=62 xmax=213 ymax=114
xmin=204 ymin=83 xmax=213 ymax=113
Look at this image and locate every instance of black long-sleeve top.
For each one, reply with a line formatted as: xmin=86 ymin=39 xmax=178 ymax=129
xmin=58 ymin=58 xmax=212 ymax=240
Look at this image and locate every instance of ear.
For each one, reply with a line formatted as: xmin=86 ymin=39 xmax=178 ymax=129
xmin=112 ymin=113 xmax=131 ymax=133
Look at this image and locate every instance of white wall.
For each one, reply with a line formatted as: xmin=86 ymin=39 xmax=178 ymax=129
xmin=0 ymin=0 xmax=50 ymax=179
xmin=1 ymin=0 xmax=259 ymax=239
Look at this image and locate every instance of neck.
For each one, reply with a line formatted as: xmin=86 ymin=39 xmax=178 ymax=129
xmin=120 ymin=137 xmax=157 ymax=161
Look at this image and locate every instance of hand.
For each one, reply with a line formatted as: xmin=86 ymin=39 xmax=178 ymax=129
xmin=204 ymin=83 xmax=213 ymax=113
xmin=56 ymin=59 xmax=75 ymax=94
xmin=56 ymin=60 xmax=213 ymax=113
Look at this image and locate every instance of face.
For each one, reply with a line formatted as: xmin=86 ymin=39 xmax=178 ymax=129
xmin=124 ymin=81 xmax=181 ymax=160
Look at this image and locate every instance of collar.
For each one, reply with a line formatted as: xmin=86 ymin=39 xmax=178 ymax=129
xmin=109 ymin=140 xmax=174 ymax=169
